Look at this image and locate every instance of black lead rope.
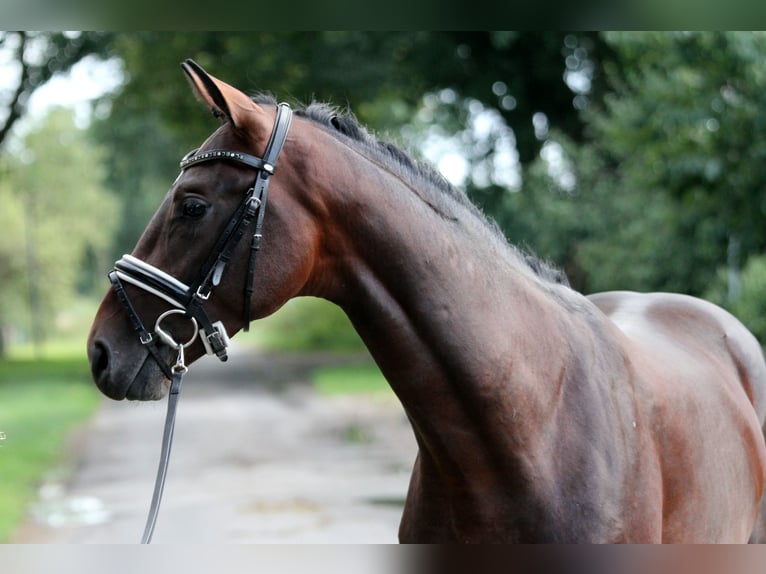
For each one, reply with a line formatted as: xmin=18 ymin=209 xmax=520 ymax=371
xmin=138 ymin=310 xmax=197 ymax=544
xmin=141 ymin=368 xmax=184 ymax=544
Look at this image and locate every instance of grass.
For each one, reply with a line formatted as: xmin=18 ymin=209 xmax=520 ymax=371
xmin=0 ymin=356 xmax=101 ymax=542
xmin=311 ymin=363 xmax=393 ymax=398
xmin=0 ymin=293 xmax=388 ymax=540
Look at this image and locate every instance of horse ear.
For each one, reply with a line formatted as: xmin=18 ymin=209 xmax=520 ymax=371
xmin=181 ymin=59 xmax=262 ymax=129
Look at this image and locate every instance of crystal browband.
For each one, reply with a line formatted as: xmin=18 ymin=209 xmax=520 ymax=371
xmin=179 ymin=149 xmax=274 ymax=173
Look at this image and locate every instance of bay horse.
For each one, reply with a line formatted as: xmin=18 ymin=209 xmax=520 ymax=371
xmin=87 ymin=60 xmax=766 ymax=543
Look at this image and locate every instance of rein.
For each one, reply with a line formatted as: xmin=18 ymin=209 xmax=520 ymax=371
xmin=107 ymin=103 xmax=292 ymax=543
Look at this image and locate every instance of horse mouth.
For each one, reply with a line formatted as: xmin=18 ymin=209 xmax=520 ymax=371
xmin=91 ymin=341 xmax=170 ymax=401
xmin=124 ymin=361 xmax=170 ymax=401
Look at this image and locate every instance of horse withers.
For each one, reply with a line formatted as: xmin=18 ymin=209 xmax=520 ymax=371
xmin=87 ymin=60 xmax=766 ymax=542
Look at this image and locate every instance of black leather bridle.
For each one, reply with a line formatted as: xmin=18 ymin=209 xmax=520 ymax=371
xmin=108 ymin=102 xmax=292 ymax=371
xmin=105 ymin=102 xmax=292 ymax=543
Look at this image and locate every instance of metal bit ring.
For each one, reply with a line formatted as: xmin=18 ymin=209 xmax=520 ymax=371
xmin=154 ymin=309 xmax=199 ymax=349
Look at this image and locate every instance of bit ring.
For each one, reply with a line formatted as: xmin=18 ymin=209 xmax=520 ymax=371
xmin=154 ymin=309 xmax=199 ymax=349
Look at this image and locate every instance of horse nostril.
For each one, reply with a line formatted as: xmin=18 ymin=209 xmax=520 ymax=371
xmin=90 ymin=340 xmax=110 ymax=383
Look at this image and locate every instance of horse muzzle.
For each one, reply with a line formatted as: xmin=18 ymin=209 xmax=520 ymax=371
xmin=88 ymin=331 xmax=173 ymax=401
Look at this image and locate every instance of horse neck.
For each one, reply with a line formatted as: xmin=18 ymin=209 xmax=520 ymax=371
xmin=300 ymin=132 xmax=575 ymax=471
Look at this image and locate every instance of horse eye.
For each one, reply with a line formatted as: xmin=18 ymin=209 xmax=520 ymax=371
xmin=181 ymin=198 xmax=208 ymax=219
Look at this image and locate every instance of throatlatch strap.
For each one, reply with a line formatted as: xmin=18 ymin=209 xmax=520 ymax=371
xmin=242 ymin=178 xmax=270 ymax=332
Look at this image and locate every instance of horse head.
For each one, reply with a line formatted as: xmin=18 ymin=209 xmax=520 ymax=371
xmin=87 ymin=60 xmax=322 ymax=400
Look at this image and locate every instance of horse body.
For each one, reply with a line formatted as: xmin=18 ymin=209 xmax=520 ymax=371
xmin=312 ymin=127 xmax=766 ymax=541
xmin=591 ymin=291 xmax=766 ymax=542
xmin=87 ymin=61 xmax=766 ymax=542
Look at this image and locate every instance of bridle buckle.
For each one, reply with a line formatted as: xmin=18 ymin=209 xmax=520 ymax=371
xmin=245 ymin=195 xmax=262 ymax=216
xmin=195 ymin=285 xmax=212 ymax=301
xmin=201 ymin=320 xmax=231 ymax=359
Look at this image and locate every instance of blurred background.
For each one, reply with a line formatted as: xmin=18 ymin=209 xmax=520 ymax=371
xmin=3 ymin=31 xmax=766 ymax=541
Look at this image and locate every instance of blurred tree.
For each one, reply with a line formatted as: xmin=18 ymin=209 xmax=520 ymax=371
xmin=94 ymin=31 xmax=606 ymax=259
xmin=0 ymin=108 xmax=117 ymax=355
xmin=89 ymin=105 xmax=180 ymax=260
xmin=568 ymin=32 xmax=766 ymax=296
xmin=411 ymin=31 xmax=766 ymax=302
xmin=0 ymin=31 xmax=113 ymax=150
xmin=107 ymin=32 xmax=603 ymax=150
xmin=706 ymin=254 xmax=766 ymax=345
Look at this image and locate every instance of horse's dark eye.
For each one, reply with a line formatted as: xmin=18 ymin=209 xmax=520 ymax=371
xmin=181 ymin=198 xmax=208 ymax=219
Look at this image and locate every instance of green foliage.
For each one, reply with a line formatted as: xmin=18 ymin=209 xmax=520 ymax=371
xmin=0 ymin=355 xmax=91 ymax=382
xmin=254 ymin=298 xmax=366 ymax=353
xmin=89 ymin=106 xmax=181 ymax=258
xmin=0 ymin=357 xmax=101 ymax=542
xmin=106 ymin=32 xmax=593 ymax=152
xmin=566 ymin=32 xmax=766 ymax=295
xmin=0 ymin=109 xmax=117 ymax=352
xmin=514 ymin=131 xmax=709 ymax=294
xmin=311 ymin=364 xmax=391 ymax=398
xmin=706 ymin=255 xmax=766 ymax=347
xmin=487 ymin=32 xmax=766 ymax=299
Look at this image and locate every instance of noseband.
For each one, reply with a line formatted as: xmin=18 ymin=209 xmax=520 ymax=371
xmin=108 ymin=102 xmax=293 ymax=369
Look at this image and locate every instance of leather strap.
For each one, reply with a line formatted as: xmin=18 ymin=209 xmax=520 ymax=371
xmin=190 ymin=186 xmax=263 ymax=301
xmin=140 ymin=368 xmax=184 ymax=544
xmin=241 ymin=102 xmax=291 ymax=330
xmin=185 ymin=295 xmax=228 ymax=361
xmin=187 ymin=102 xmax=292 ymax=324
xmin=242 ymin=176 xmax=269 ymax=332
xmin=109 ymin=271 xmax=174 ymax=380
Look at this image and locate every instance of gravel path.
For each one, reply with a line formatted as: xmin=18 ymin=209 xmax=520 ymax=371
xmin=12 ymin=346 xmax=417 ymax=543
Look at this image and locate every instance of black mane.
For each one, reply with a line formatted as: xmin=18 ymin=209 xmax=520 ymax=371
xmin=252 ymin=94 xmax=569 ymax=288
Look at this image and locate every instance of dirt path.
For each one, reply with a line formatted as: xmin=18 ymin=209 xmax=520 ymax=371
xmin=12 ymin=345 xmax=417 ymax=543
